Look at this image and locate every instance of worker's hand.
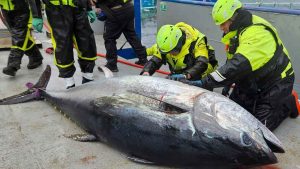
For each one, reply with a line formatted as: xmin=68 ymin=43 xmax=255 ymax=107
xmin=166 ymin=74 xmax=186 ymax=81
xmin=180 ymin=79 xmax=203 ymax=87
xmin=221 ymin=85 xmax=231 ymax=97
xmin=141 ymin=72 xmax=150 ymax=76
xmin=32 ymin=18 xmax=43 ymax=33
xmin=87 ymin=10 xmax=96 ymax=23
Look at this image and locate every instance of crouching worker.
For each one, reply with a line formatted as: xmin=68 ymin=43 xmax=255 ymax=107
xmin=32 ymin=0 xmax=97 ymax=89
xmin=1 ymin=0 xmax=43 ymax=76
xmin=181 ymin=0 xmax=298 ymax=131
xmin=140 ymin=22 xmax=218 ymax=84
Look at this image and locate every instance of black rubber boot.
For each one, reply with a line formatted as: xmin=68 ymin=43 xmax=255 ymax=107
xmin=135 ymin=59 xmax=148 ymax=66
xmin=27 ymin=60 xmax=43 ymax=69
xmin=98 ymin=65 xmax=119 ymax=72
xmin=26 ymin=46 xmax=43 ymax=69
xmin=2 ymin=66 xmax=17 ymax=76
xmin=5 ymin=49 xmax=23 ymax=76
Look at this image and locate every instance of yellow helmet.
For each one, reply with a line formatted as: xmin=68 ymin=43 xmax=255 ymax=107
xmin=156 ymin=25 xmax=183 ymax=54
xmin=212 ymin=0 xmax=242 ymax=25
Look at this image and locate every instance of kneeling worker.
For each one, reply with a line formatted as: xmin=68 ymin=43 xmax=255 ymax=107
xmin=140 ymin=22 xmax=218 ymax=82
xmin=181 ymin=0 xmax=298 ymax=130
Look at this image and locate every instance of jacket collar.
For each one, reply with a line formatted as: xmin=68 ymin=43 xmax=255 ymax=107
xmin=229 ymin=9 xmax=253 ymax=32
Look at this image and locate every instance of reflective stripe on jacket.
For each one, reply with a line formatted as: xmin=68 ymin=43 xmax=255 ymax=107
xmin=46 ymin=0 xmax=76 ymax=6
xmin=0 ymin=0 xmax=14 ymax=10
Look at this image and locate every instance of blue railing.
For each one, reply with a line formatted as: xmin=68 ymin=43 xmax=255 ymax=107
xmin=161 ymin=0 xmax=300 ymax=15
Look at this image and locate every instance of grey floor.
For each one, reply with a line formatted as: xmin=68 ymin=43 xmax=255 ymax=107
xmin=0 ymin=33 xmax=299 ymax=169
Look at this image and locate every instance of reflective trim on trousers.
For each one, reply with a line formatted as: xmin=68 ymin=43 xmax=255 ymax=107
xmin=72 ymin=35 xmax=98 ymax=61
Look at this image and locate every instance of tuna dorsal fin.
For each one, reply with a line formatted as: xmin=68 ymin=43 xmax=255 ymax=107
xmin=0 ymin=65 xmax=51 ymax=105
xmin=98 ymin=65 xmax=114 ymax=78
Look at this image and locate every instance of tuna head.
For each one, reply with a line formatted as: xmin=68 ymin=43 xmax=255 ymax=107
xmin=192 ymin=91 xmax=283 ymax=167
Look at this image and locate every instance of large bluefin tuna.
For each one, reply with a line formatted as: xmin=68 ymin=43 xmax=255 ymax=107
xmin=0 ymin=65 xmax=284 ymax=168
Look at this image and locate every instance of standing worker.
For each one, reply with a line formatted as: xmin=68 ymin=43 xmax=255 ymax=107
xmin=141 ymin=22 xmax=218 ymax=82
xmin=95 ymin=0 xmax=148 ymax=72
xmin=180 ymin=0 xmax=298 ymax=130
xmin=32 ymin=0 xmax=98 ymax=89
xmin=0 ymin=0 xmax=43 ymax=76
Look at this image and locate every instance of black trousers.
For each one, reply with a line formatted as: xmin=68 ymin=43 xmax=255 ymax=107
xmin=103 ymin=3 xmax=147 ymax=68
xmin=46 ymin=6 xmax=96 ymax=78
xmin=2 ymin=7 xmax=43 ymax=69
xmin=230 ymin=75 xmax=296 ymax=131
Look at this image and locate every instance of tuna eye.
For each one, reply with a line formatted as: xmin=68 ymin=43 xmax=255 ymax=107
xmin=240 ymin=132 xmax=253 ymax=146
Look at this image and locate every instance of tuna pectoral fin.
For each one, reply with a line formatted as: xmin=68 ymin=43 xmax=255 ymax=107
xmin=63 ymin=134 xmax=97 ymax=142
xmin=127 ymin=155 xmax=155 ymax=165
xmin=0 ymin=65 xmax=51 ymax=105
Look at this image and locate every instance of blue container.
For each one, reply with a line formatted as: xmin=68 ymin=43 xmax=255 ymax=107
xmin=142 ymin=0 xmax=155 ymax=8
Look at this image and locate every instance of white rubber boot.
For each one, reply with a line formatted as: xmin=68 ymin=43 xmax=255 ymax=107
xmin=64 ymin=77 xmax=75 ymax=89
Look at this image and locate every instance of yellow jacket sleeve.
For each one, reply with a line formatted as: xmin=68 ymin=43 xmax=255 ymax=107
xmin=146 ymin=44 xmax=162 ymax=59
xmin=193 ymin=38 xmax=209 ymax=59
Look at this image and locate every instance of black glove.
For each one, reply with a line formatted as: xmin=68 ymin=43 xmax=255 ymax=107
xmin=221 ymin=85 xmax=232 ymax=97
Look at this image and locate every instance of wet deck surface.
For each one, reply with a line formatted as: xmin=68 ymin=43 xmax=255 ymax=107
xmin=0 ymin=33 xmax=299 ymax=169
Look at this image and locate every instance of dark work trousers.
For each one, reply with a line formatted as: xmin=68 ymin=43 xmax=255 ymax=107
xmin=230 ymin=74 xmax=296 ymax=131
xmin=45 ymin=6 xmax=97 ymax=78
xmin=2 ymin=7 xmax=43 ymax=70
xmin=103 ymin=3 xmax=147 ymax=68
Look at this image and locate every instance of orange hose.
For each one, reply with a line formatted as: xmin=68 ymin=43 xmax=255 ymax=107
xmin=97 ymin=53 xmax=170 ymax=75
xmin=292 ymin=90 xmax=300 ymax=115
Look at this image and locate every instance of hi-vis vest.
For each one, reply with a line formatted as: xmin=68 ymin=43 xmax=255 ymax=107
xmin=147 ymin=22 xmax=212 ymax=73
xmin=0 ymin=0 xmax=15 ymax=10
xmin=221 ymin=15 xmax=293 ymax=91
xmin=44 ymin=0 xmax=76 ymax=6
xmin=221 ymin=15 xmax=290 ymax=63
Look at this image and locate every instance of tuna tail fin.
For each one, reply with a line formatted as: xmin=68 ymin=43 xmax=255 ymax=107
xmin=0 ymin=65 xmax=51 ymax=105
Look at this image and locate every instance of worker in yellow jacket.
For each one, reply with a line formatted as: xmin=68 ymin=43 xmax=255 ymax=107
xmin=181 ymin=0 xmax=298 ymax=130
xmin=141 ymin=22 xmax=218 ymax=82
